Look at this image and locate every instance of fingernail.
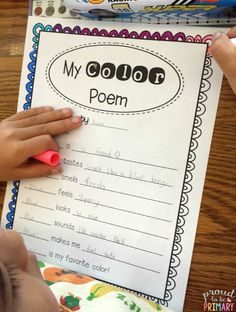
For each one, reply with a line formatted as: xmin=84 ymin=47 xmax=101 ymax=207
xmin=212 ymin=32 xmax=223 ymax=41
xmin=72 ymin=116 xmax=81 ymax=124
xmin=51 ymin=166 xmax=63 ymax=175
xmin=62 ymin=108 xmax=72 ymax=115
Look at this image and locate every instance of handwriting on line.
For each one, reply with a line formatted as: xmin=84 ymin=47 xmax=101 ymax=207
xmin=72 ymin=149 xmax=177 ymax=171
xmin=76 ymin=231 xmax=164 ymax=256
xmin=80 ymin=182 xmax=172 ymax=205
xmin=18 ymin=231 xmax=49 ymax=242
xmin=84 ymin=167 xmax=173 ymax=187
xmin=72 ymin=214 xmax=169 ymax=240
xmin=23 ymin=186 xmax=56 ymax=196
xmin=19 ymin=217 xmax=52 ymax=227
xmin=90 ymin=121 xmax=128 ymax=131
xmin=22 ymin=201 xmax=54 ymax=211
xmin=75 ymin=198 xmax=171 ymax=223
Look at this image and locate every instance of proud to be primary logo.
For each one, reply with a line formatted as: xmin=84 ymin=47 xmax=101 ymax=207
xmin=203 ymin=289 xmax=235 ymax=311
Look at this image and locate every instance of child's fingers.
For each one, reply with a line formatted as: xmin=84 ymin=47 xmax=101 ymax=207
xmin=210 ymin=33 xmax=236 ymax=70
xmin=227 ymin=26 xmax=236 ymax=38
xmin=11 ymin=163 xmax=62 ymax=180
xmin=13 ymin=108 xmax=73 ymax=128
xmin=210 ymin=32 xmax=236 ymax=93
xmin=21 ymin=134 xmax=59 ymax=158
xmin=0 ymin=230 xmax=28 ymax=269
xmin=3 ymin=106 xmax=53 ymax=122
xmin=18 ymin=116 xmax=81 ymax=139
xmin=26 ymin=252 xmax=45 ymax=280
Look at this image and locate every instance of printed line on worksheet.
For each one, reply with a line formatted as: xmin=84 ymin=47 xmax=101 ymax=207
xmin=46 ymin=176 xmax=60 ymax=180
xmin=29 ymin=250 xmax=46 ymax=257
xmin=82 ymin=249 xmax=160 ymax=274
xmin=18 ymin=231 xmax=49 ymax=242
xmin=90 ymin=123 xmax=128 ymax=131
xmin=19 ymin=217 xmax=52 ymax=227
xmin=21 ymin=201 xmax=54 ymax=211
xmin=23 ymin=186 xmax=56 ymax=196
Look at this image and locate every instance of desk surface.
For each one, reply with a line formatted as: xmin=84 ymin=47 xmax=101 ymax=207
xmin=0 ymin=2 xmax=235 ymax=311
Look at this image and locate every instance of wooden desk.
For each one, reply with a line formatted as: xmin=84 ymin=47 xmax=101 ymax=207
xmin=0 ymin=1 xmax=235 ymax=311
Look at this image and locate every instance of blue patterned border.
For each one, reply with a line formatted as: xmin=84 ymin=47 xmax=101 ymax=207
xmin=6 ymin=181 xmax=20 ymax=229
xmin=5 ymin=22 xmax=213 ymax=306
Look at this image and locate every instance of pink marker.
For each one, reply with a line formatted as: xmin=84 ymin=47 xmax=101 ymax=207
xmin=32 ymin=150 xmax=60 ymax=167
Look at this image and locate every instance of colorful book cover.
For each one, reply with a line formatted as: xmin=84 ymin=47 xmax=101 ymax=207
xmin=63 ymin=0 xmax=236 ymax=22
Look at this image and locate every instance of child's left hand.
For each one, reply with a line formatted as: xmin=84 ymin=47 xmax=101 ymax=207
xmin=0 ymin=229 xmax=60 ymax=312
xmin=210 ymin=27 xmax=236 ymax=95
xmin=0 ymin=106 xmax=81 ymax=181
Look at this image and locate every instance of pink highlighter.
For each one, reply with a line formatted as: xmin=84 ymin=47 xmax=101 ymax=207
xmin=32 ymin=150 xmax=60 ymax=167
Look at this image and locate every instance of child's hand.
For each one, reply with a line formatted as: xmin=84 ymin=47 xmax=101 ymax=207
xmin=0 ymin=106 xmax=81 ymax=181
xmin=0 ymin=230 xmax=60 ymax=312
xmin=210 ymin=27 xmax=236 ymax=95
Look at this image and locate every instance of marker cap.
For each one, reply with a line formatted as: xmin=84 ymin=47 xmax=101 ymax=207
xmin=32 ymin=150 xmax=60 ymax=166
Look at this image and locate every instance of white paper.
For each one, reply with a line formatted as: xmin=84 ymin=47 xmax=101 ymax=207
xmin=2 ymin=17 xmax=223 ymax=312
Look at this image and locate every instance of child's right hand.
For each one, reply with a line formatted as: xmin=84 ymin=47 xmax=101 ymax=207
xmin=210 ymin=26 xmax=236 ymax=95
xmin=0 ymin=106 xmax=81 ymax=181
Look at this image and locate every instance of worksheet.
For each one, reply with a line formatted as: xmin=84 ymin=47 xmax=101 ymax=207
xmin=2 ymin=16 xmax=223 ymax=312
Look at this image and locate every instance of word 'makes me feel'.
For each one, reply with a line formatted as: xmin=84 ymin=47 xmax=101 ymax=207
xmin=63 ymin=60 xmax=166 ymax=108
